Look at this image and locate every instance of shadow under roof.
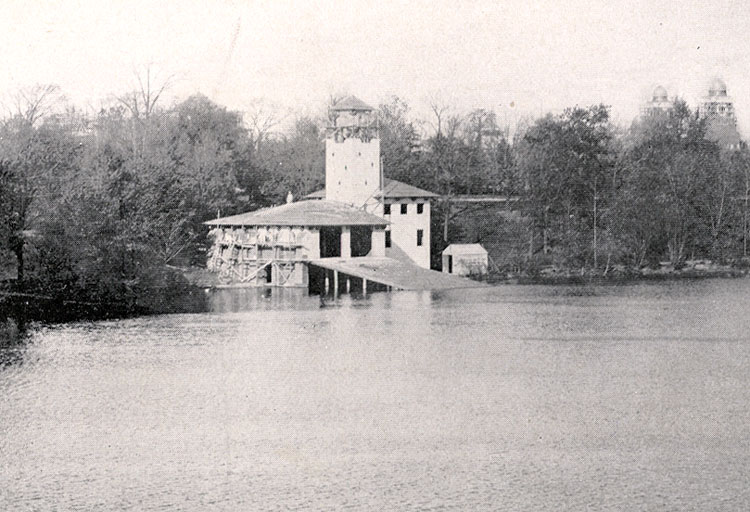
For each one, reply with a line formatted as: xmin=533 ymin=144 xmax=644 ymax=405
xmin=204 ymin=200 xmax=388 ymax=227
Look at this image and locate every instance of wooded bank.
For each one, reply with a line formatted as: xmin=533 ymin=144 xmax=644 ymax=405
xmin=2 ymin=87 xmax=749 ymax=320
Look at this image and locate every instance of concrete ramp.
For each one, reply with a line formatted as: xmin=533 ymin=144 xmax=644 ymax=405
xmin=309 ymin=257 xmax=487 ymax=291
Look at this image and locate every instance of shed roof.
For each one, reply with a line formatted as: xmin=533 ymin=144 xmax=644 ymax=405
xmin=305 ymin=178 xmax=438 ymax=200
xmin=442 ymin=243 xmax=488 ymax=256
xmin=204 ymin=200 xmax=388 ymax=227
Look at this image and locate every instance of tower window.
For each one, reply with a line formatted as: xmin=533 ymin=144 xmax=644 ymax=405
xmin=384 ymin=204 xmax=391 ymax=215
xmin=400 ymin=203 xmax=407 ymax=215
xmin=385 ymin=230 xmax=392 ymax=248
xmin=417 ymin=229 xmax=424 ymax=246
xmin=417 ymin=203 xmax=424 ymax=214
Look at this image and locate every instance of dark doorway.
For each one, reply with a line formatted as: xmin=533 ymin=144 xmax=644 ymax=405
xmin=308 ymin=265 xmax=325 ymax=295
xmin=447 ymin=255 xmax=453 ymax=273
xmin=319 ymin=226 xmax=342 ymax=258
xmin=350 ymin=226 xmax=373 ymax=257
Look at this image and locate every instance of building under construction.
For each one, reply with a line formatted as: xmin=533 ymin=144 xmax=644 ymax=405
xmin=204 ymin=95 xmax=481 ymax=294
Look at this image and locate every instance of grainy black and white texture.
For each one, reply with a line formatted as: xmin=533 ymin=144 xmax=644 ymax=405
xmin=2 ymin=1 xmax=750 ymax=510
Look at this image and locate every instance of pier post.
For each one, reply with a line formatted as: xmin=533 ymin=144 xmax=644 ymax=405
xmin=346 ymin=277 xmax=350 ymax=294
xmin=333 ymin=270 xmax=339 ymax=298
xmin=363 ymin=278 xmax=367 ymax=296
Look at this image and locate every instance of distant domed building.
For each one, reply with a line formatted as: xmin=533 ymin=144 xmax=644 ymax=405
xmin=699 ymin=78 xmax=741 ymax=150
xmin=641 ymin=85 xmax=673 ymax=117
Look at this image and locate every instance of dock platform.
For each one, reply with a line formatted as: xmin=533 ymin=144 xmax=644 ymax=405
xmin=309 ymin=257 xmax=487 ymax=291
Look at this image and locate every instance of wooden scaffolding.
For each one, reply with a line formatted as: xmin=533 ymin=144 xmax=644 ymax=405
xmin=207 ymin=226 xmax=311 ymax=287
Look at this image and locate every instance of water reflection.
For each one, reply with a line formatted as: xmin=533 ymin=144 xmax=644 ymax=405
xmin=208 ymin=286 xmax=316 ymax=312
xmin=0 ymin=317 xmax=29 ymax=369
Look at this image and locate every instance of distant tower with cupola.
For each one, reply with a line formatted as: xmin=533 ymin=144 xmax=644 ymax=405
xmin=325 ymin=96 xmax=382 ymax=208
xmin=699 ymin=78 xmax=741 ymax=150
xmin=641 ymin=85 xmax=673 ymax=117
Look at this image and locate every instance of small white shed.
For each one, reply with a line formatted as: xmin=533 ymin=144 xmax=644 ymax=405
xmin=442 ymin=244 xmax=489 ymax=276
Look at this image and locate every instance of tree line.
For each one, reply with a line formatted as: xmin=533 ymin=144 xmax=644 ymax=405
xmin=1 ymin=85 xmax=748 ymax=318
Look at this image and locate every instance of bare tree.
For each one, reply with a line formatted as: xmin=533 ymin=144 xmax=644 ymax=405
xmin=2 ymin=84 xmax=66 ymax=126
xmin=245 ymin=99 xmax=288 ymax=156
xmin=117 ymin=65 xmax=175 ymax=121
xmin=428 ymin=101 xmax=450 ymax=138
xmin=0 ymin=85 xmax=69 ymax=283
xmin=114 ymin=65 xmax=175 ymax=156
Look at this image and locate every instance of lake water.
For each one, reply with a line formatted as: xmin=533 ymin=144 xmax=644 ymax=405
xmin=2 ymin=279 xmax=750 ymax=510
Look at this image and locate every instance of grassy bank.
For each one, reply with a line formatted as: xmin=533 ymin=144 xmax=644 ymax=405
xmin=480 ymin=261 xmax=750 ymax=285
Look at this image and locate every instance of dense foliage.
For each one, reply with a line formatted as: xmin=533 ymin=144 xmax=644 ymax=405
xmin=1 ymin=86 xmax=749 ymax=318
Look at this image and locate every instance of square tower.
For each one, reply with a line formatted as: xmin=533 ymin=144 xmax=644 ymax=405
xmin=699 ymin=78 xmax=741 ymax=150
xmin=325 ymin=96 xmax=382 ymax=208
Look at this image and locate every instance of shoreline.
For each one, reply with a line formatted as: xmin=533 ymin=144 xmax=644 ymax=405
xmin=2 ymin=265 xmax=747 ymax=327
xmin=482 ymin=264 xmax=749 ymax=286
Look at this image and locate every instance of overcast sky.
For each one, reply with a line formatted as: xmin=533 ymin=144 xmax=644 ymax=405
xmin=2 ymin=0 xmax=750 ymax=134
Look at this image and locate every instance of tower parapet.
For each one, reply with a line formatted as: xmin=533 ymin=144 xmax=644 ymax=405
xmin=325 ymin=96 xmax=382 ymax=207
xmin=326 ymin=96 xmax=379 ymax=143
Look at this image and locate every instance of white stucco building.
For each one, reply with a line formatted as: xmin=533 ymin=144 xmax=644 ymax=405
xmin=308 ymin=95 xmax=437 ymax=269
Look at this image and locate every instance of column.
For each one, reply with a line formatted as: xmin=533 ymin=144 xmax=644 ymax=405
xmin=341 ymin=226 xmax=351 ymax=259
xmin=371 ymin=228 xmax=386 ymax=257
xmin=307 ymin=228 xmax=321 ymax=259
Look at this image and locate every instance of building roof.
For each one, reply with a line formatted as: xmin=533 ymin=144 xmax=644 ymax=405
xmin=377 ymin=178 xmax=439 ymax=198
xmin=204 ymin=200 xmax=388 ymax=227
xmin=330 ymin=95 xmax=374 ymax=112
xmin=305 ymin=178 xmax=438 ymax=200
xmin=653 ymin=85 xmax=668 ymax=102
xmin=305 ymin=189 xmax=326 ymax=199
xmin=709 ymin=78 xmax=728 ymax=97
xmin=442 ymin=243 xmax=488 ymax=256
xmin=310 ymin=257 xmax=486 ymax=290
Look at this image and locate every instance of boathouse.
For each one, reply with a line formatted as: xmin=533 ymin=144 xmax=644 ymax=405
xmin=206 ymin=200 xmax=387 ymax=286
xmin=205 ymin=95 xmax=482 ymax=293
